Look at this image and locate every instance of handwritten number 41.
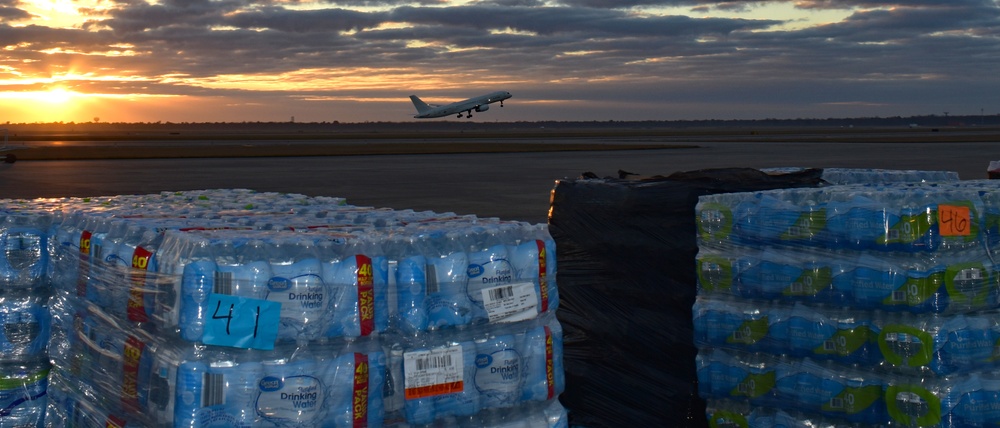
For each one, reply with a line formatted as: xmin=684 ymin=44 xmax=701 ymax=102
xmin=211 ymin=300 xmax=261 ymax=338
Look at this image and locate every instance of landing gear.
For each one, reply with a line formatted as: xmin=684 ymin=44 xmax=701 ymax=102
xmin=500 ymin=101 xmax=504 ymax=107
xmin=465 ymin=110 xmax=473 ymax=118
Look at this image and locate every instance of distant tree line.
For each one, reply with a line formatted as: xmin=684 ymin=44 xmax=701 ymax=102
xmin=4 ymin=114 xmax=998 ymax=132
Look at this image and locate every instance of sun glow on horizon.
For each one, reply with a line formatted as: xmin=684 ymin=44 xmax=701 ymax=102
xmin=0 ymin=88 xmax=178 ymax=122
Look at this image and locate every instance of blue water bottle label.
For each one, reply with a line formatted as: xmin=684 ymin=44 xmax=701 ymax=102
xmin=202 ymin=294 xmax=280 ymax=350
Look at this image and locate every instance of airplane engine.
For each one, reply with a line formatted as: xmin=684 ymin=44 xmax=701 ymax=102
xmin=475 ymin=104 xmax=490 ymax=112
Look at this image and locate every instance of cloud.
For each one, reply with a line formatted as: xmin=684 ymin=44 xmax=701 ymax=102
xmin=3 ymin=0 xmax=1000 ymax=122
xmin=0 ymin=0 xmax=33 ymax=22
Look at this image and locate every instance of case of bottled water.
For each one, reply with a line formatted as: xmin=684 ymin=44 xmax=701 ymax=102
xmin=1 ymin=189 xmax=566 ymax=427
xmin=695 ymin=179 xmax=1000 ymax=427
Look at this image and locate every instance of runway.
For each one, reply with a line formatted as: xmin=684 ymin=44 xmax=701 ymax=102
xmin=2 ymin=139 xmax=999 ymax=224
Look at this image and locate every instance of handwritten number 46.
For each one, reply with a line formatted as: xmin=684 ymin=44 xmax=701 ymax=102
xmin=211 ymin=300 xmax=261 ymax=338
xmin=939 ymin=206 xmax=969 ymax=235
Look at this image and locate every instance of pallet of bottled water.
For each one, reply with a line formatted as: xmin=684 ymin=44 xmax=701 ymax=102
xmin=693 ymin=180 xmax=1000 ymax=427
xmin=760 ymin=167 xmax=960 ymax=185
xmin=2 ymin=203 xmax=57 ymax=428
xmin=3 ymin=189 xmax=566 ymax=427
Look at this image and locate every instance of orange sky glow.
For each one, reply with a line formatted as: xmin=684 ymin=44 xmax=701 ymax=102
xmin=2 ymin=1 xmax=998 ymax=123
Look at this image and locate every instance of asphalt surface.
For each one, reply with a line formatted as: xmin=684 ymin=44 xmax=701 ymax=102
xmin=3 ymin=140 xmax=999 ymax=224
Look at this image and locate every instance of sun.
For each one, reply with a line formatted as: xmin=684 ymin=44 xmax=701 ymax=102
xmin=0 ymin=87 xmax=93 ymax=122
xmin=36 ymin=87 xmax=76 ymax=104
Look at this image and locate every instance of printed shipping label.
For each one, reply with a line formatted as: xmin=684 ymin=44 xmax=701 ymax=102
xmin=482 ymin=281 xmax=538 ymax=323
xmin=403 ymin=345 xmax=464 ymax=400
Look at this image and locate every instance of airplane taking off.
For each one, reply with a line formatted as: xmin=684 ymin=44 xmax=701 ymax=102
xmin=410 ymin=91 xmax=512 ymax=119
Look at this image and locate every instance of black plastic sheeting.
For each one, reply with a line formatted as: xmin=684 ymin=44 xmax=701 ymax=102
xmin=549 ymin=168 xmax=826 ymax=428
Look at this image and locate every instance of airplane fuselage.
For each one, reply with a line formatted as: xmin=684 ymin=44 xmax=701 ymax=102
xmin=410 ymin=91 xmax=512 ymax=119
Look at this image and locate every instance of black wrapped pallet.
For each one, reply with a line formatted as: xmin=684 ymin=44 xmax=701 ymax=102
xmin=548 ymin=168 xmax=825 ymax=427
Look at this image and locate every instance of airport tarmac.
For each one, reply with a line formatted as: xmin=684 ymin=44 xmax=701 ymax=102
xmin=2 ymin=139 xmax=999 ymax=224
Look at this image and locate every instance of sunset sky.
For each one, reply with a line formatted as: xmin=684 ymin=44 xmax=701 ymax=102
xmin=2 ymin=0 xmax=998 ymax=123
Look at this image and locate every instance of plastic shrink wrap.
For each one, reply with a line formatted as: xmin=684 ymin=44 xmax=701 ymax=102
xmin=694 ymin=179 xmax=1000 ymax=427
xmin=547 ymin=168 xmax=830 ymax=428
xmin=2 ymin=204 xmax=56 ymax=428
xmin=3 ymin=189 xmax=568 ymax=427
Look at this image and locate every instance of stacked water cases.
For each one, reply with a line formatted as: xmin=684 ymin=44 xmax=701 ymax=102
xmin=694 ymin=178 xmax=1000 ymax=427
xmin=0 ymin=189 xmax=565 ymax=427
xmin=1 ymin=204 xmax=54 ymax=428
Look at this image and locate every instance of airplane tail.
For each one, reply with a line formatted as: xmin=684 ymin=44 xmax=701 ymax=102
xmin=409 ymin=95 xmax=432 ymax=114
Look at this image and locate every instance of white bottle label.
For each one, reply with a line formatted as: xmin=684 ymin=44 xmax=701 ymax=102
xmin=256 ymin=375 xmax=323 ymax=424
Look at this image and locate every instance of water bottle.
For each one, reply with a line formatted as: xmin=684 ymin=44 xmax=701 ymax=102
xmin=265 ymin=235 xmax=327 ymax=341
xmin=435 ymin=340 xmax=480 ymax=420
xmin=752 ymin=248 xmax=804 ymax=301
xmin=321 ymin=350 xmax=387 ymax=428
xmin=88 ymin=218 xmax=128 ymax=310
xmin=0 ymin=361 xmax=48 ymax=427
xmin=46 ymin=370 xmax=146 ymax=428
xmin=942 ymin=253 xmax=995 ymax=313
xmin=507 ymin=224 xmax=555 ymax=322
xmin=885 ymin=376 xmax=947 ymax=427
xmin=521 ymin=319 xmax=565 ymax=402
xmin=749 ymin=192 xmax=804 ymax=246
xmin=696 ymin=349 xmax=777 ymax=406
xmin=0 ymin=212 xmax=51 ymax=289
xmin=728 ymin=192 xmax=760 ymax=245
xmin=257 ymin=348 xmax=324 ymax=426
xmin=323 ymin=233 xmax=388 ymax=338
xmin=0 ymin=290 xmax=50 ymax=361
xmin=934 ymin=313 xmax=997 ymax=375
xmin=695 ymin=250 xmax=738 ymax=296
xmin=475 ymin=332 xmax=523 ymax=410
xmin=944 ymin=373 xmax=1000 ymax=427
xmin=536 ymin=224 xmax=558 ymax=314
xmin=179 ymin=235 xmax=217 ymax=342
xmin=105 ymin=224 xmax=149 ymax=322
xmin=174 ymin=359 xmax=208 ymax=427
xmin=825 ymin=192 xmax=886 ymax=251
xmin=402 ymin=347 xmax=438 ymax=425
xmin=696 ymin=193 xmax=739 ymax=245
xmin=208 ymin=359 xmax=263 ymax=427
xmin=466 ymin=225 xmax=515 ymax=325
xmin=785 ymin=304 xmax=879 ymax=366
xmin=390 ymin=235 xmax=429 ymax=333
xmin=851 ymin=253 xmax=907 ymax=311
xmin=234 ymin=238 xmax=272 ymax=301
xmin=419 ymin=229 xmax=473 ymax=329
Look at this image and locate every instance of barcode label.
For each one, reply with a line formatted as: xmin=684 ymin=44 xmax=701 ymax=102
xmin=963 ymin=268 xmax=982 ymax=280
xmin=892 ymin=290 xmax=906 ymax=302
xmin=403 ymin=345 xmax=464 ymax=399
xmin=203 ymin=373 xmax=225 ymax=407
xmin=415 ymin=354 xmax=452 ymax=371
xmin=887 ymin=229 xmax=900 ymax=241
xmin=487 ymin=286 xmax=514 ymax=302
xmin=790 ymin=282 xmax=803 ymax=293
xmin=830 ymin=397 xmax=844 ymax=409
xmin=824 ymin=340 xmax=836 ymax=351
xmin=482 ymin=282 xmax=538 ymax=323
xmin=215 ymin=271 xmax=233 ymax=295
